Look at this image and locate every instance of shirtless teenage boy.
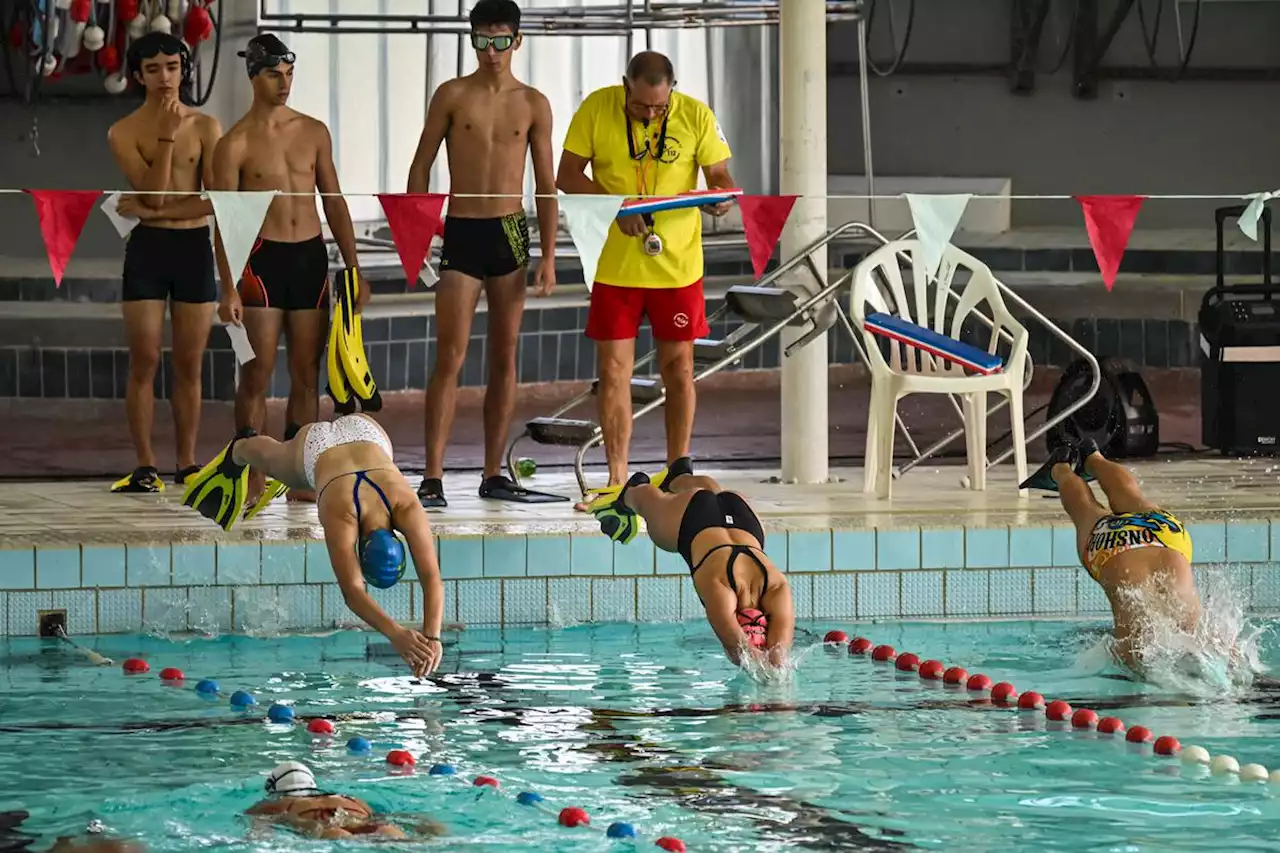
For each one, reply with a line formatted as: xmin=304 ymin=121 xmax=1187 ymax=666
xmin=406 ymin=0 xmax=558 ymax=509
xmin=107 ymin=32 xmax=222 ymax=494
xmin=212 ymin=34 xmax=362 ymax=509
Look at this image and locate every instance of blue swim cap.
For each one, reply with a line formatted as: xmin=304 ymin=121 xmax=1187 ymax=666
xmin=359 ymin=529 xmax=406 ymax=588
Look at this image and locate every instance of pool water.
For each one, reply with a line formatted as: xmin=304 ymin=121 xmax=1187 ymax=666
xmin=5 ymin=618 xmax=1280 ymax=852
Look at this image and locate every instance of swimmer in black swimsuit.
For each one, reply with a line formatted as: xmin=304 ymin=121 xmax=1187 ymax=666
xmin=588 ymin=458 xmax=795 ymax=666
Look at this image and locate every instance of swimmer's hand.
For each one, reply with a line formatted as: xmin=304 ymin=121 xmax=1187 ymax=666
xmin=391 ymin=627 xmax=438 ymax=678
xmin=702 ymin=199 xmax=734 ymax=217
xmin=219 ymin=291 xmax=244 ymax=326
xmin=115 ymin=195 xmax=155 ymax=220
xmin=158 ymin=94 xmax=184 ymax=139
xmin=353 ymin=266 xmax=371 ymax=312
xmin=532 ymin=259 xmax=556 ymax=297
xmin=617 ymin=213 xmax=648 ymax=237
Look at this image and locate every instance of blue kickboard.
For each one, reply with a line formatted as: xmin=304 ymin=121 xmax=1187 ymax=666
xmin=864 ymin=312 xmax=1004 ymax=375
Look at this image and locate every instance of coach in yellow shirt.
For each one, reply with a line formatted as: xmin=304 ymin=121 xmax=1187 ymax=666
xmin=556 ymin=51 xmax=737 ymax=487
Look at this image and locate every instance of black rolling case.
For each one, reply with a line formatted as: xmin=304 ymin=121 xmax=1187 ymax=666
xmin=1200 ymin=204 xmax=1280 ymax=455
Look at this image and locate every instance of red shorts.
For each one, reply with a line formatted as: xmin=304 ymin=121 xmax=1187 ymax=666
xmin=585 ymin=280 xmax=710 ymax=342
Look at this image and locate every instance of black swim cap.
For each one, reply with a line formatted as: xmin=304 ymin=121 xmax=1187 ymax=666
xmin=239 ymin=34 xmax=296 ymax=78
xmin=127 ymin=32 xmax=191 ymax=83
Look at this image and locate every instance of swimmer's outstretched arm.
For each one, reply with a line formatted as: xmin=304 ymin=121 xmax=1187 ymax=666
xmin=396 ymin=503 xmax=446 ymax=668
xmin=702 ymin=585 xmax=752 ymax=666
xmin=763 ymin=585 xmax=796 ymax=668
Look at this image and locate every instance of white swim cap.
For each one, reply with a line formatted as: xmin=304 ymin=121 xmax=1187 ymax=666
xmin=265 ymin=761 xmax=320 ymax=797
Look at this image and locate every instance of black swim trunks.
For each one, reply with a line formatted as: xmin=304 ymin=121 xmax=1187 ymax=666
xmin=239 ymin=236 xmax=330 ymax=311
xmin=676 ymin=490 xmax=766 ymax=569
xmin=121 ymin=224 xmax=217 ymax=303
xmin=438 ymin=212 xmax=531 ymax=280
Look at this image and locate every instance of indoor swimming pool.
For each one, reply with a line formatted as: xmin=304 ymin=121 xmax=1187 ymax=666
xmin=4 ymin=618 xmax=1280 ymax=851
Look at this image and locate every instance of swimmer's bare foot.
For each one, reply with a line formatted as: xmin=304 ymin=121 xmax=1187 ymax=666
xmin=246 ymin=468 xmax=268 ymax=507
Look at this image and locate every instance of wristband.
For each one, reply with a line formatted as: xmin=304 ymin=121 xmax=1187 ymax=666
xmin=424 ymin=635 xmax=441 ymax=643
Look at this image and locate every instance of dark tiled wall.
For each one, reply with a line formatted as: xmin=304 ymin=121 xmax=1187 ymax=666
xmin=0 ymin=300 xmax=1203 ymax=400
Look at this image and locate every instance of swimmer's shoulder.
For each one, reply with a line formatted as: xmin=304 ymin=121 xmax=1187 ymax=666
xmin=106 ymin=108 xmax=146 ymax=145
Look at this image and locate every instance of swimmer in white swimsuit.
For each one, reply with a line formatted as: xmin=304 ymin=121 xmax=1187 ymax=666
xmin=226 ymin=415 xmax=445 ymax=676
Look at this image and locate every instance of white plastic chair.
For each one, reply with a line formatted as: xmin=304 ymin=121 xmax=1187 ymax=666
xmin=850 ymin=240 xmax=1030 ymax=499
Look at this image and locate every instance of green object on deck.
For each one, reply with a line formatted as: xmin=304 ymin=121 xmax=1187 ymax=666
xmin=516 ymin=457 xmax=537 ymax=478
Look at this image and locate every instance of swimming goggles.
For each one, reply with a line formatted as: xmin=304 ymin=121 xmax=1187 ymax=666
xmin=470 ymin=33 xmax=516 ymax=52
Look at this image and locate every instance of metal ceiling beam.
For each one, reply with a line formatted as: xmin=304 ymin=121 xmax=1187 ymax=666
xmin=258 ymin=0 xmax=865 ymax=35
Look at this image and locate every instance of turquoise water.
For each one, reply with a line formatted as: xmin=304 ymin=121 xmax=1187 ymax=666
xmin=5 ymin=619 xmax=1280 ymax=851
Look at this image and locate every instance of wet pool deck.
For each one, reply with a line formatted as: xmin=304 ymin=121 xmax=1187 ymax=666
xmin=3 ymin=456 xmax=1280 ymax=548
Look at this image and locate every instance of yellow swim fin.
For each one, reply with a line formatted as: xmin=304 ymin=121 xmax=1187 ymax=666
xmin=243 ymin=478 xmax=290 ymax=522
xmin=181 ymin=435 xmax=252 ymax=532
xmin=333 ymin=267 xmax=382 ymax=412
xmin=325 ymin=286 xmax=357 ymax=415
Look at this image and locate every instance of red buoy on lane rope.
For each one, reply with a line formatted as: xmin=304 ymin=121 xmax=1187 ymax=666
xmin=122 ymin=658 xmax=149 ymax=674
xmin=1126 ymin=725 xmax=1154 ymax=744
xmin=990 ymin=682 xmax=1017 ymax=704
xmin=824 ymin=630 xmax=849 ymax=644
xmin=1154 ymin=735 xmax=1181 ymax=755
xmin=1045 ymin=700 xmax=1073 ymax=722
xmin=943 ymin=666 xmax=969 ymax=685
xmin=159 ymin=667 xmax=184 ymax=682
xmin=1071 ymin=709 xmax=1099 ymax=729
xmin=918 ymin=660 xmax=945 ymax=680
xmin=474 ymin=775 xmax=499 ymax=788
xmin=1017 ymin=691 xmax=1046 ymax=711
xmin=849 ymin=637 xmax=873 ymax=655
xmin=307 ymin=719 xmax=336 ymax=736
xmin=895 ymin=653 xmax=921 ymax=672
xmin=558 ymin=807 xmax=590 ymax=827
xmin=1096 ymin=717 xmax=1126 ymax=735
xmin=385 ymin=750 xmax=415 ymax=767
xmin=871 ymin=644 xmax=896 ymax=662
xmin=656 ymin=839 xmax=687 ymax=852
xmin=966 ymin=673 xmax=993 ymax=692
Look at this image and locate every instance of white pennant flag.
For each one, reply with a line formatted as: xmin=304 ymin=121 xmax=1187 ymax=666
xmin=905 ymin=193 xmax=972 ymax=279
xmin=207 ymin=190 xmax=279 ymax=286
xmin=1239 ymin=190 xmax=1279 ymax=241
xmin=100 ymin=192 xmax=139 ymax=238
xmin=560 ymin=193 xmax=625 ymax=291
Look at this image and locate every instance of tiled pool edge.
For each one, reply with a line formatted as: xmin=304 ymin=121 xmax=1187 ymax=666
xmin=1 ymin=519 xmax=1276 ymax=635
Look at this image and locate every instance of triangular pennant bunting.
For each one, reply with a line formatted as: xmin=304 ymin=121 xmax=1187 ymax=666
xmin=560 ymin=194 xmax=625 ymax=290
xmin=208 ymin=190 xmax=279 ymax=285
xmin=25 ymin=189 xmax=102 ymax=287
xmin=1075 ymin=195 xmax=1145 ymax=292
xmin=739 ymin=195 xmax=798 ymax=279
xmin=905 ymin=193 xmax=972 ymax=279
xmin=1239 ymin=190 xmax=1279 ymax=242
xmin=376 ymin=193 xmax=448 ymax=286
xmin=100 ymin=191 xmax=139 ymax=239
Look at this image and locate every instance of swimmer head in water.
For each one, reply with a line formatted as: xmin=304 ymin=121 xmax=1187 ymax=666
xmin=736 ymin=609 xmax=768 ymax=649
xmin=265 ymin=761 xmax=323 ymax=798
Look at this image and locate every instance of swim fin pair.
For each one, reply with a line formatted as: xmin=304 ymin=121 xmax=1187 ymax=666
xmin=181 ymin=432 xmax=255 ymax=531
xmin=586 ymin=472 xmax=650 ymax=544
xmin=326 ymin=266 xmax=382 ymax=415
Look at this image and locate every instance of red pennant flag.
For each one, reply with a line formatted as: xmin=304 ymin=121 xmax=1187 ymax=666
xmin=739 ymin=195 xmax=799 ymax=279
xmin=25 ymin=189 xmax=103 ymax=287
xmin=376 ymin=193 xmax=448 ymax=287
xmin=1075 ymin=195 xmax=1145 ymax=292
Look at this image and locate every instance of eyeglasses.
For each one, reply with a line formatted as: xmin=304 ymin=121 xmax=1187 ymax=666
xmin=471 ymin=33 xmax=515 ymax=52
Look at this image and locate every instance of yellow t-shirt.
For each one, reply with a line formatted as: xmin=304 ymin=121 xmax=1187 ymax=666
xmin=562 ymin=85 xmax=732 ymax=289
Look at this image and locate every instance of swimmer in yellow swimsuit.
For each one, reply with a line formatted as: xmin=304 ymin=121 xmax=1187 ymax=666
xmin=1021 ymin=437 xmax=1200 ymax=674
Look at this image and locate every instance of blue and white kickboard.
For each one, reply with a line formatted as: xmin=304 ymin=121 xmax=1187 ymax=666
xmin=618 ymin=188 xmax=743 ymax=218
xmin=864 ymin=312 xmax=1004 ymax=375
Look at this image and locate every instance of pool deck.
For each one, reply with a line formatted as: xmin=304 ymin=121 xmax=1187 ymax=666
xmin=1 ymin=455 xmax=1279 ymax=638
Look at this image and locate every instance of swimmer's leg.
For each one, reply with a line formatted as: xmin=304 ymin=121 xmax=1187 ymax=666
xmin=1054 ymin=462 xmax=1109 ymax=559
xmin=231 ymin=427 xmax=313 ymax=492
xmin=622 ymin=483 xmax=698 ymax=553
xmin=665 ymin=473 xmax=722 ymax=495
xmin=1082 ymin=448 xmax=1160 ymax=514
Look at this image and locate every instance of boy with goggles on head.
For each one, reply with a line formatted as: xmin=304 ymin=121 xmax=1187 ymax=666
xmin=407 ymin=0 xmax=561 ymax=511
xmin=210 ymin=33 xmax=364 ymax=514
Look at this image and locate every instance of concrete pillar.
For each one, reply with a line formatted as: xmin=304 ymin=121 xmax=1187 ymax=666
xmin=778 ymin=0 xmax=829 ymax=484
